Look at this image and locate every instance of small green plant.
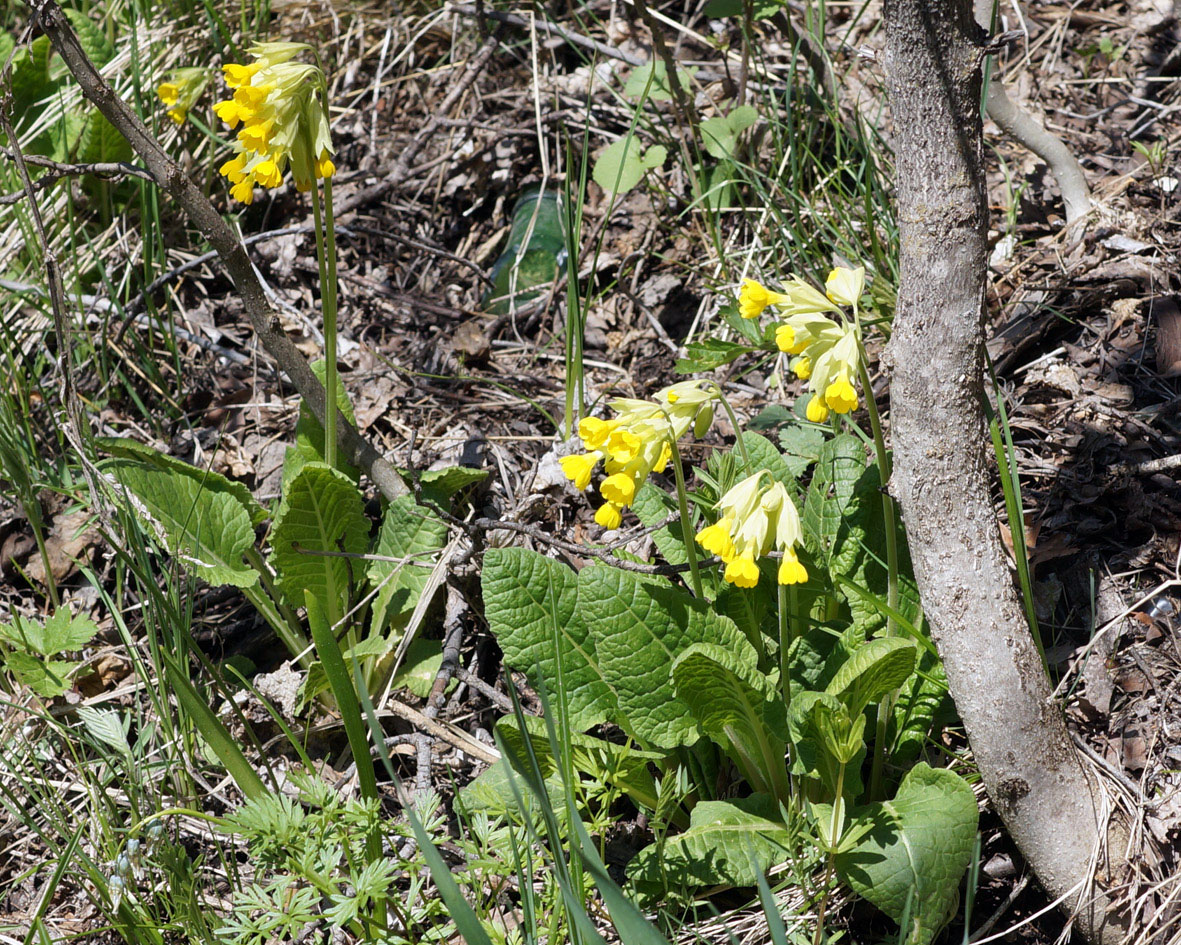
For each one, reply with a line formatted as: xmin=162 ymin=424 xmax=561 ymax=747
xmin=0 ymin=606 xmax=99 ymax=698
xmin=479 ymin=266 xmax=975 ymax=944
xmin=1132 ymin=138 xmax=1169 ymax=180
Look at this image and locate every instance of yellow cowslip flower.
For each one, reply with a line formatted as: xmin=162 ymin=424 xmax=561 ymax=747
xmin=559 ymin=452 xmax=600 ymax=491
xmin=156 ymin=67 xmax=210 ymax=125
xmin=809 ymin=328 xmax=861 ymax=415
xmin=561 ymin=381 xmax=718 ymax=529
xmin=595 ymin=502 xmax=623 ymax=530
xmin=825 ymin=266 xmax=865 ymax=308
xmin=806 ymin=396 xmax=829 ymax=424
xmin=213 ymin=41 xmax=336 ymax=204
xmin=739 ymin=279 xmax=790 ymax=319
xmin=695 ymin=515 xmax=736 ymax=560
xmin=696 ymin=474 xmax=807 ymax=588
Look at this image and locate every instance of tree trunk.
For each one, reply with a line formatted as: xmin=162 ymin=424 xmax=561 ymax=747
xmin=881 ymin=3 xmax=1126 ymax=943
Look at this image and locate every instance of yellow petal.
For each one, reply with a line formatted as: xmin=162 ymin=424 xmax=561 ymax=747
xmin=559 ymin=453 xmax=599 ymax=491
xmin=696 ymin=517 xmax=736 ymax=560
xmin=723 ymin=554 xmax=760 ymax=588
xmin=594 ymin=503 xmax=622 ymax=530
xmin=825 ymin=374 xmax=859 ymax=414
xmin=777 ymin=550 xmax=808 ymax=585
xmin=157 ymin=82 xmax=179 ymax=105
xmin=805 ymin=395 xmax=829 ymax=423
xmin=600 ymin=473 xmax=636 ymax=506
xmin=229 ymin=177 xmax=255 ymax=204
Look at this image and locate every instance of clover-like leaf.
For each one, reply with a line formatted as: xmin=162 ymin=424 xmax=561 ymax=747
xmin=699 ymin=105 xmax=758 ymax=160
xmin=836 ymin=764 xmax=978 ymax=945
xmin=482 ymin=547 xmax=610 ymax=731
xmin=593 ymin=137 xmax=667 ymax=195
xmin=623 ymin=61 xmax=696 ymax=102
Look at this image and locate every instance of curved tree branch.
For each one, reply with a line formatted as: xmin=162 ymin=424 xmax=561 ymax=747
xmin=882 ymin=2 xmax=1125 ymax=942
xmin=26 ymin=0 xmax=408 ymax=502
xmin=975 ymin=0 xmax=1092 ymax=226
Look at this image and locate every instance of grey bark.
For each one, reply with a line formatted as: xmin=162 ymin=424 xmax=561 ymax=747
xmin=975 ymin=0 xmax=1092 ymax=226
xmin=881 ymin=3 xmax=1126 ymax=943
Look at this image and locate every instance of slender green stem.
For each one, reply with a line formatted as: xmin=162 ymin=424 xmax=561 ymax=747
xmin=667 ymin=437 xmax=704 ymax=598
xmin=778 ymin=583 xmax=791 ymax=704
xmin=711 ymin=384 xmax=753 ymax=474
xmin=310 ymin=177 xmax=338 ymax=469
xmin=857 ymin=344 xmax=900 ymax=802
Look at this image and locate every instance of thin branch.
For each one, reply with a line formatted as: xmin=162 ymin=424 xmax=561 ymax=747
xmin=28 ymin=0 xmax=408 ymax=501
xmin=0 ymin=150 xmax=154 ymax=204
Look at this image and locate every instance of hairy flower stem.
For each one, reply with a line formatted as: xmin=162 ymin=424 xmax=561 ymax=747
xmin=311 ymin=177 xmax=340 ymax=469
xmin=857 ymin=351 xmax=901 ymax=802
xmin=668 ymin=437 xmax=704 ymax=598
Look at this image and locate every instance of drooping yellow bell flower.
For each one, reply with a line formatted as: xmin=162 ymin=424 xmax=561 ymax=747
xmin=156 ymin=67 xmax=210 ymax=125
xmin=213 ymin=42 xmax=336 ymax=204
xmin=695 ymin=473 xmax=808 ymax=588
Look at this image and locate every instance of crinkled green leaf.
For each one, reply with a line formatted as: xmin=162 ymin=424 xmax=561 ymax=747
xmin=62 ymin=9 xmax=115 ymax=64
xmin=368 ymin=495 xmax=447 ymax=629
xmin=672 ymin=642 xmax=786 ymax=793
xmin=829 ymin=461 xmax=921 ymax=636
xmin=891 ymin=645 xmax=952 ymax=765
xmin=391 ymin=638 xmax=450 ymax=699
xmin=482 ymin=548 xmax=609 ymax=731
xmin=738 ymin=431 xmax=795 ymax=486
xmin=579 ymin=567 xmax=748 ymax=749
xmin=10 ymin=37 xmax=53 ymax=119
xmin=803 ymin=434 xmax=865 ymax=563
xmin=837 ymin=764 xmax=978 ymax=945
xmin=106 ymin=458 xmax=259 ymax=588
xmin=270 ymin=463 xmax=368 ymax=620
xmin=788 ymin=690 xmax=864 ymax=800
xmin=716 ymin=582 xmax=775 ymax=663
xmin=78 ymin=112 xmax=132 ymax=166
xmin=826 ymin=637 xmax=917 ymax=717
xmin=98 ymin=437 xmax=266 ymax=525
xmin=282 ymin=360 xmax=358 ymax=489
xmin=593 ymin=137 xmax=666 ymax=195
xmin=629 ymin=794 xmax=791 ymax=889
xmin=778 ymin=423 xmax=828 ymax=476
xmin=700 ymin=105 xmax=758 ymax=160
xmin=631 ymin=483 xmax=686 ymax=566
xmin=674 ymin=337 xmax=748 ymax=373
xmin=413 ymin=466 xmax=489 ymax=505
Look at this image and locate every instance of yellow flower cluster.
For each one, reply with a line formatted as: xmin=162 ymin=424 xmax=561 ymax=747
xmin=156 ymin=67 xmax=210 ymax=125
xmin=739 ymin=267 xmax=865 ymax=423
xmin=212 ymin=42 xmax=335 ymax=205
xmin=695 ymin=472 xmax=807 ymax=588
xmin=559 ymin=381 xmax=717 ymax=530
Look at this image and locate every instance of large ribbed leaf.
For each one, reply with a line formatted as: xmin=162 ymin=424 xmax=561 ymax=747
xmin=105 ymin=458 xmax=258 ymax=588
xmin=629 ymin=794 xmax=793 ymax=889
xmin=482 ymin=547 xmax=610 ymax=731
xmin=581 ymin=567 xmax=749 ymax=749
xmin=269 ymin=463 xmax=368 ymax=623
xmin=836 ymin=764 xmax=978 ymax=945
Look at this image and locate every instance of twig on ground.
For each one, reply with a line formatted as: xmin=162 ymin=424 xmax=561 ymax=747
xmin=450 ymin=2 xmax=644 ymax=66
xmin=334 ymin=28 xmax=504 ymax=216
xmin=29 ymin=0 xmax=409 ymax=502
xmin=975 ymin=0 xmax=1092 ymax=226
xmin=0 ymin=150 xmax=154 ymax=204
